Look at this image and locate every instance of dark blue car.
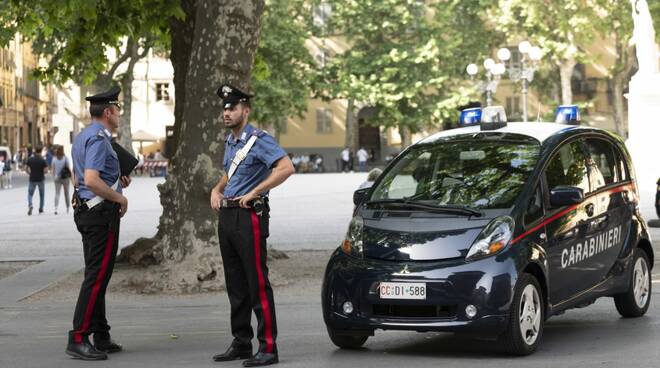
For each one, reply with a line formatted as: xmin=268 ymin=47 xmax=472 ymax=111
xmin=322 ymin=116 xmax=653 ymax=355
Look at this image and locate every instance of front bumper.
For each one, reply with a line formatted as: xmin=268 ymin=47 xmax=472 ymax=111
xmin=322 ymin=249 xmax=517 ymax=336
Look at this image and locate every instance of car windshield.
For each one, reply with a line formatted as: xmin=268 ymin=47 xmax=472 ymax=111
xmin=369 ymin=133 xmax=541 ymax=209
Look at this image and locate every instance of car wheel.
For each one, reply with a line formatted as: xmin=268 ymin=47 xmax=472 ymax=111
xmin=614 ymin=249 xmax=652 ymax=318
xmin=327 ymin=327 xmax=368 ymax=349
xmin=500 ymin=273 xmax=544 ymax=355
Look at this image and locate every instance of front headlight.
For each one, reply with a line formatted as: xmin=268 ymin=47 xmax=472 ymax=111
xmin=466 ymin=216 xmax=514 ymax=261
xmin=341 ymin=216 xmax=364 ymax=258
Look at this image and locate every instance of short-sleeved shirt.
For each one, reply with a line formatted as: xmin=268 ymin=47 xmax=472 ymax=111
xmin=223 ymin=123 xmax=287 ymax=198
xmin=26 ymin=155 xmax=48 ymax=182
xmin=72 ymin=121 xmax=121 ymax=200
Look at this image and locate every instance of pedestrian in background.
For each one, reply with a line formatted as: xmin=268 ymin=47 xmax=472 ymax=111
xmin=358 ymin=168 xmax=383 ymax=189
xmin=3 ymin=152 xmax=13 ymax=188
xmin=25 ymin=147 xmax=48 ymax=215
xmin=341 ymin=147 xmax=350 ymax=172
xmin=44 ymin=144 xmax=54 ymax=167
xmin=52 ymin=145 xmax=73 ymax=215
xmin=13 ymin=150 xmax=22 ymax=172
xmin=0 ymin=155 xmax=5 ymax=189
xmin=357 ymin=146 xmax=369 ymax=172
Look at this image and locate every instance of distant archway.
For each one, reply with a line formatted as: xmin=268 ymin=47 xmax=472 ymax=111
xmin=357 ymin=106 xmax=381 ymax=162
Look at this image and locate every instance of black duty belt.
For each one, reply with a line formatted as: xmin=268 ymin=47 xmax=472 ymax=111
xmin=220 ymin=197 xmax=268 ymax=216
xmin=220 ymin=199 xmax=242 ymax=208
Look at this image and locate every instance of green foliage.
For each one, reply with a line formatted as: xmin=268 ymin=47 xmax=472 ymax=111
xmin=250 ymin=0 xmax=315 ymax=134
xmin=491 ymin=0 xmax=602 ymax=66
xmin=0 ymin=0 xmax=182 ymax=85
xmin=318 ymin=0 xmax=502 ymax=132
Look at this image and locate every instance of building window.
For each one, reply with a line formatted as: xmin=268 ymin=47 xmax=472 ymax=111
xmin=156 ymin=83 xmax=170 ymax=101
xmin=313 ymin=1 xmax=332 ymax=35
xmin=316 ymin=108 xmax=333 ymax=134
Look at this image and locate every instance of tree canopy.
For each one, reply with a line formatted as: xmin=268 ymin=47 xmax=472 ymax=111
xmin=0 ymin=0 xmax=181 ymax=85
xmin=317 ymin=0 xmax=502 ymax=134
xmin=250 ymin=0 xmax=315 ymax=137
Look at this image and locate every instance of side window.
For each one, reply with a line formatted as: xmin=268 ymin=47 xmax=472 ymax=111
xmin=524 ymin=184 xmax=544 ymax=226
xmin=614 ymin=147 xmax=629 ymax=182
xmin=584 ymin=138 xmax=618 ymax=190
xmin=545 ymin=141 xmax=590 ymax=194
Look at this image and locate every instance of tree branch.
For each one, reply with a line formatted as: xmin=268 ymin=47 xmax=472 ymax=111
xmin=106 ymin=38 xmax=135 ymax=79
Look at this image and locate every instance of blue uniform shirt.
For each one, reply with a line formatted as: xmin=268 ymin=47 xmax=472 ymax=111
xmin=72 ymin=122 xmax=122 ymax=200
xmin=223 ymin=123 xmax=287 ymax=198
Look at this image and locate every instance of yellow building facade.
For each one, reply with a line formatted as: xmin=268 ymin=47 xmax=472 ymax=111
xmin=0 ymin=34 xmax=55 ymax=154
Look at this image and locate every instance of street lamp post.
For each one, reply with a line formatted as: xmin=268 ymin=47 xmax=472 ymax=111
xmin=466 ymin=58 xmax=505 ymax=107
xmin=497 ymin=41 xmax=542 ymax=122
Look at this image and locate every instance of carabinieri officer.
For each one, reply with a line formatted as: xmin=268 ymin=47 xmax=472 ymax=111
xmin=210 ymin=84 xmax=295 ymax=367
xmin=66 ymin=86 xmax=131 ymax=361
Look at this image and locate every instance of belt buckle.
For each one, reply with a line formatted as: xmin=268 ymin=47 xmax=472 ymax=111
xmin=221 ymin=198 xmax=228 ymax=208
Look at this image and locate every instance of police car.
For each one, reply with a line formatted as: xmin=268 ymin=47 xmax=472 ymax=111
xmin=322 ymin=105 xmax=653 ymax=355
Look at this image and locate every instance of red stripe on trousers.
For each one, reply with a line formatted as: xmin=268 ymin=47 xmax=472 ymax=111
xmin=250 ymin=211 xmax=274 ymax=353
xmin=74 ymin=229 xmax=115 ymax=343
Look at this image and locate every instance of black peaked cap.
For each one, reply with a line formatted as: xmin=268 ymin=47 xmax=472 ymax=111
xmin=86 ymin=85 xmax=121 ymax=104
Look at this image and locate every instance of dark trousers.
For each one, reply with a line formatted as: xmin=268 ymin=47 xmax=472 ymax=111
xmin=218 ymin=207 xmax=277 ymax=354
xmin=70 ymin=202 xmax=120 ymax=343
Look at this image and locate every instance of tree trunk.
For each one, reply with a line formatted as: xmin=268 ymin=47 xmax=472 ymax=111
xmin=611 ymin=39 xmax=636 ymax=139
xmin=167 ymin=0 xmax=198 ymax=163
xmin=611 ymin=73 xmax=627 ymax=138
xmin=559 ymin=56 xmax=577 ymax=105
xmin=120 ymin=0 xmax=265 ymax=293
xmin=117 ymin=38 xmax=141 ymax=155
xmin=344 ymin=98 xmax=358 ymax=157
xmin=399 ymin=125 xmax=412 ymax=148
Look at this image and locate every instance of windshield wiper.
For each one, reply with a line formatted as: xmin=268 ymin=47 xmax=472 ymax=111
xmin=366 ymin=199 xmax=483 ymax=217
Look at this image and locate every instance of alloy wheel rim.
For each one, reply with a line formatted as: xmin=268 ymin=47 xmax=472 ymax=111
xmin=519 ymin=284 xmax=541 ymax=346
xmin=633 ymin=257 xmax=650 ymax=308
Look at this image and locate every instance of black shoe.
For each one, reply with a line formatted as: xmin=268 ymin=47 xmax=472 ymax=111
xmin=28 ymin=207 xmax=32 ymax=216
xmin=66 ymin=333 xmax=108 ymax=361
xmin=213 ymin=344 xmax=252 ymax=362
xmin=38 ymin=208 xmax=44 ymax=214
xmin=93 ymin=333 xmax=123 ymax=353
xmin=243 ymin=352 xmax=279 ymax=367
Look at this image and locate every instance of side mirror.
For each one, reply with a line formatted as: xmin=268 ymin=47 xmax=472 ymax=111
xmin=353 ymin=187 xmax=370 ymax=206
xmin=550 ymin=186 xmax=584 ymax=207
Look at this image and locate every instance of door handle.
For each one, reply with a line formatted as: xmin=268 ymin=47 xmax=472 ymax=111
xmin=585 ymin=203 xmax=594 ymax=217
xmin=592 ymin=215 xmax=609 ymax=226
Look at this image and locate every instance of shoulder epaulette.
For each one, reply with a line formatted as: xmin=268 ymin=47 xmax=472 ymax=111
xmin=252 ymin=129 xmax=267 ymax=137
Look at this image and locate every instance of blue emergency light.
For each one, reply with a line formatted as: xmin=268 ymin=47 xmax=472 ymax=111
xmin=555 ymin=105 xmax=580 ymax=124
xmin=459 ymin=107 xmax=482 ymax=126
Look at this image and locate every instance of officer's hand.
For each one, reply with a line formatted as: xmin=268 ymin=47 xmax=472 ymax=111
xmin=120 ymin=176 xmax=132 ymax=188
xmin=211 ymin=189 xmax=224 ymax=211
xmin=237 ymin=191 xmax=258 ymax=209
xmin=118 ymin=195 xmax=129 ymax=217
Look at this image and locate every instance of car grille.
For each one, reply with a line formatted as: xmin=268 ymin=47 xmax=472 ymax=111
xmin=372 ymin=304 xmax=456 ymax=319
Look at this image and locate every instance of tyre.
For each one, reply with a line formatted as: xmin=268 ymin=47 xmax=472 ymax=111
xmin=500 ymin=273 xmax=544 ymax=355
xmin=614 ymin=249 xmax=652 ymax=317
xmin=327 ymin=327 xmax=368 ymax=349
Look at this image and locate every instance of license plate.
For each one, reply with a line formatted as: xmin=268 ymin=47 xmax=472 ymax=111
xmin=378 ymin=282 xmax=426 ymax=300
